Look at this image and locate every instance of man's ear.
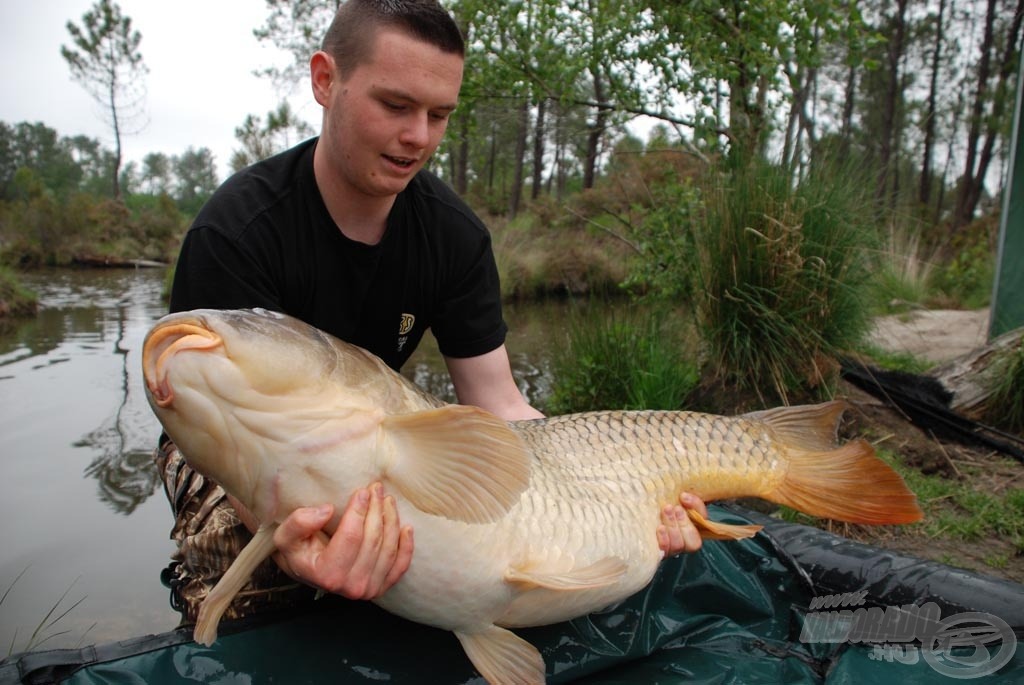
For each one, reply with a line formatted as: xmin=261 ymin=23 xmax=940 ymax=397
xmin=310 ymin=51 xmax=335 ymax=107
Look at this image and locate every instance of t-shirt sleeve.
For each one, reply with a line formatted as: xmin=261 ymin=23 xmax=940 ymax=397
xmin=430 ymin=230 xmax=508 ymax=359
xmin=169 ymin=225 xmax=282 ymax=314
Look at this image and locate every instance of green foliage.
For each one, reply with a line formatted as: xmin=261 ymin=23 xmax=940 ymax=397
xmin=61 ymin=0 xmax=147 ymax=199
xmin=0 ymin=265 xmax=37 ymax=318
xmin=0 ymin=189 xmax=186 ymax=267
xmin=230 ymin=103 xmax=315 ymax=173
xmin=932 ymin=240 xmax=995 ymax=310
xmin=545 ymin=304 xmax=699 ymax=414
xmin=983 ymin=341 xmax=1024 ymax=435
xmin=629 ymin=158 xmax=875 ymax=404
xmin=855 ymin=343 xmax=934 ymax=375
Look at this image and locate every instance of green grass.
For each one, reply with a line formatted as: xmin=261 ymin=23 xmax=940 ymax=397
xmin=2 ymin=568 xmax=95 ymax=656
xmin=983 ymin=340 xmax=1024 ymax=434
xmin=777 ymin=448 xmax=1024 ymax=567
xmin=544 ymin=303 xmax=700 ymax=414
xmin=627 ymin=158 xmax=876 ymax=405
xmin=0 ymin=265 xmax=38 ymax=318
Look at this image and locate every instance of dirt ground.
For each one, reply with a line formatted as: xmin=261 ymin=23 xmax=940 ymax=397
xmin=834 ymin=307 xmax=1024 ymax=584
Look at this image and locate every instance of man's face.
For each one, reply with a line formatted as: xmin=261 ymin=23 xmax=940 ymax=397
xmin=315 ymin=28 xmax=464 ymax=200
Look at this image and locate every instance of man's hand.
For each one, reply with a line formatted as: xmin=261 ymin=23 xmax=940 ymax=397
xmin=258 ymin=483 xmax=413 ymax=600
xmin=657 ymin=492 xmax=708 ymax=556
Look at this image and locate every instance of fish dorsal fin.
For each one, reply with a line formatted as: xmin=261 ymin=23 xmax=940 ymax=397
xmin=504 ymin=556 xmax=628 ymax=591
xmin=742 ymin=400 xmax=848 ymax=451
xmin=381 ymin=405 xmax=530 ymax=524
xmin=455 ymin=624 xmax=546 ymax=685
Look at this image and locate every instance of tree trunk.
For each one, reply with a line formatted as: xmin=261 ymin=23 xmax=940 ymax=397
xmin=953 ymin=0 xmax=1024 ymax=229
xmin=531 ymin=97 xmax=546 ymax=201
xmin=583 ymin=66 xmax=608 ymax=190
xmin=919 ymin=0 xmax=947 ymax=208
xmin=508 ymin=99 xmax=529 ymax=218
xmin=952 ymin=0 xmax=998 ymax=228
xmin=877 ymin=0 xmax=909 ymax=206
xmin=931 ymin=328 xmax=1024 ymax=418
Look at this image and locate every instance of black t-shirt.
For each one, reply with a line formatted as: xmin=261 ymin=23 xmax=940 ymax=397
xmin=169 ymin=138 xmax=507 ymax=371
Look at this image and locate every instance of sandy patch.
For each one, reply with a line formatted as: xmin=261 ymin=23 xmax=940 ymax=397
xmin=870 ymin=308 xmax=992 ymax=364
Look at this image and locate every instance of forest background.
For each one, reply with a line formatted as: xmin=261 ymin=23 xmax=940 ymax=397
xmin=1 ymin=0 xmax=1022 ymax=399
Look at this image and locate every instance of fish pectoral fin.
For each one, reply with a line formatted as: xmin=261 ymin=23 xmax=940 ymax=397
xmin=504 ymin=556 xmax=628 ymax=591
xmin=381 ymin=405 xmax=531 ymax=524
xmin=455 ymin=625 xmax=546 ymax=685
xmin=193 ymin=524 xmax=278 ymax=646
xmin=685 ymin=508 xmax=763 ymax=540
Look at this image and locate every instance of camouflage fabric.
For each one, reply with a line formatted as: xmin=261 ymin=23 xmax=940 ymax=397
xmin=155 ymin=440 xmax=316 ymax=624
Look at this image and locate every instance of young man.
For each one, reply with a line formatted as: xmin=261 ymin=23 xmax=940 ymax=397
xmin=158 ymin=0 xmax=706 ymax=623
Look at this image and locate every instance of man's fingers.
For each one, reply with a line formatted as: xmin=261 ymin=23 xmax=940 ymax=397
xmin=267 ymin=485 xmax=413 ymax=600
xmin=382 ymin=526 xmax=414 ymax=590
xmin=679 ymin=491 xmax=709 ymax=518
xmin=344 ymin=484 xmax=388 ymax=595
xmin=366 ymin=494 xmax=402 ymax=592
xmin=271 ymin=504 xmax=334 ymax=580
xmin=273 ymin=504 xmax=333 ymax=552
xmin=659 ymin=503 xmax=703 ymax=555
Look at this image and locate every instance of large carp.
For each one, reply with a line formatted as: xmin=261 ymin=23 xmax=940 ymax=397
xmin=142 ymin=308 xmax=922 ymax=685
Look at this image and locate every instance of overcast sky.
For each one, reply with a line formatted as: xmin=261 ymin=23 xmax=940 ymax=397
xmin=1 ymin=0 xmax=320 ymax=181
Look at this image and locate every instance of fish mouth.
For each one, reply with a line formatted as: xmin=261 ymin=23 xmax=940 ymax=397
xmin=143 ymin=321 xmax=222 ymax=407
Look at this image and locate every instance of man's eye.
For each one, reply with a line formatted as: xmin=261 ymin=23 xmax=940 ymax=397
xmin=383 ymin=101 xmax=405 ymax=111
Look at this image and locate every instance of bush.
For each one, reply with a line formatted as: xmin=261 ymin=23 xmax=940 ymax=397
xmin=628 ymin=158 xmax=876 ymax=404
xmin=545 ymin=303 xmax=699 ymax=414
xmin=0 ymin=265 xmax=37 ymax=318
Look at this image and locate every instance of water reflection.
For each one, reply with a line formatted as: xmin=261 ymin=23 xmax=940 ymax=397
xmin=0 ymin=268 xmax=178 ymax=650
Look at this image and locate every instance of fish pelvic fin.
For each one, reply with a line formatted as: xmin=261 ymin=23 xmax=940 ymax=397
xmin=772 ymin=438 xmax=923 ymax=524
xmin=194 ymin=524 xmax=278 ymax=646
xmin=504 ymin=556 xmax=628 ymax=591
xmin=455 ymin=624 xmax=546 ymax=685
xmin=686 ymin=509 xmax=762 ymax=540
xmin=381 ymin=405 xmax=531 ymax=524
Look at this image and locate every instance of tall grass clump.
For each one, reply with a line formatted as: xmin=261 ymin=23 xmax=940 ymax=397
xmin=545 ymin=304 xmax=699 ymax=414
xmin=868 ymin=219 xmax=939 ymax=313
xmin=631 ymin=158 xmax=876 ymax=405
xmin=983 ymin=340 xmax=1024 ymax=434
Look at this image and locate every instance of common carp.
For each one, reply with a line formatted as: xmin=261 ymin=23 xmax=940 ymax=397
xmin=142 ymin=308 xmax=922 ymax=685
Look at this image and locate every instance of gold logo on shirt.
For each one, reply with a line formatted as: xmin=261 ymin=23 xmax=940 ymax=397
xmin=399 ymin=313 xmax=415 ymax=336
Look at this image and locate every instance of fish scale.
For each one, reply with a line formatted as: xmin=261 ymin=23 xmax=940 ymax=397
xmin=142 ymin=308 xmax=923 ymax=685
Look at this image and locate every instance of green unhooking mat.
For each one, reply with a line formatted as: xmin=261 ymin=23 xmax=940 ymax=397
xmin=3 ymin=507 xmax=1022 ymax=684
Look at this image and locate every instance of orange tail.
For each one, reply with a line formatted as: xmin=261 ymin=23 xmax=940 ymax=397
xmin=750 ymin=401 xmax=923 ymax=525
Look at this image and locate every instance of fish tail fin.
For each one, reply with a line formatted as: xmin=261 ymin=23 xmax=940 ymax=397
xmin=770 ymin=438 xmax=923 ymax=524
xmin=753 ymin=401 xmax=923 ymax=525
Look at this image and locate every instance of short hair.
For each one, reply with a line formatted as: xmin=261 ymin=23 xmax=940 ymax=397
xmin=321 ymin=0 xmax=465 ymax=75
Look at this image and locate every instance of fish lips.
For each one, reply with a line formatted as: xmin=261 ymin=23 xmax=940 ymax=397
xmin=143 ymin=320 xmax=223 ymax=407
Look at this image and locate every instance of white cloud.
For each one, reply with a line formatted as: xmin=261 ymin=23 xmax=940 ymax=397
xmin=0 ymin=0 xmax=320 ymax=181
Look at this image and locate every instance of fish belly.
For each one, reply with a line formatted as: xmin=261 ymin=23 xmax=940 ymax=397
xmin=375 ymin=488 xmax=664 ymax=632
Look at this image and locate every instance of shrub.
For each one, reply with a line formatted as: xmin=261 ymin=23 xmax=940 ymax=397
xmin=545 ymin=303 xmax=699 ymax=414
xmin=628 ymin=158 xmax=875 ymax=405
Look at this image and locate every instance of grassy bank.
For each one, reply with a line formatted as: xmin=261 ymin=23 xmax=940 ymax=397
xmin=0 ymin=265 xmax=37 ymax=320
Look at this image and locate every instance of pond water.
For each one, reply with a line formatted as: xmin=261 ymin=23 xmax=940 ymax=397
xmin=0 ymin=268 xmax=568 ymax=654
